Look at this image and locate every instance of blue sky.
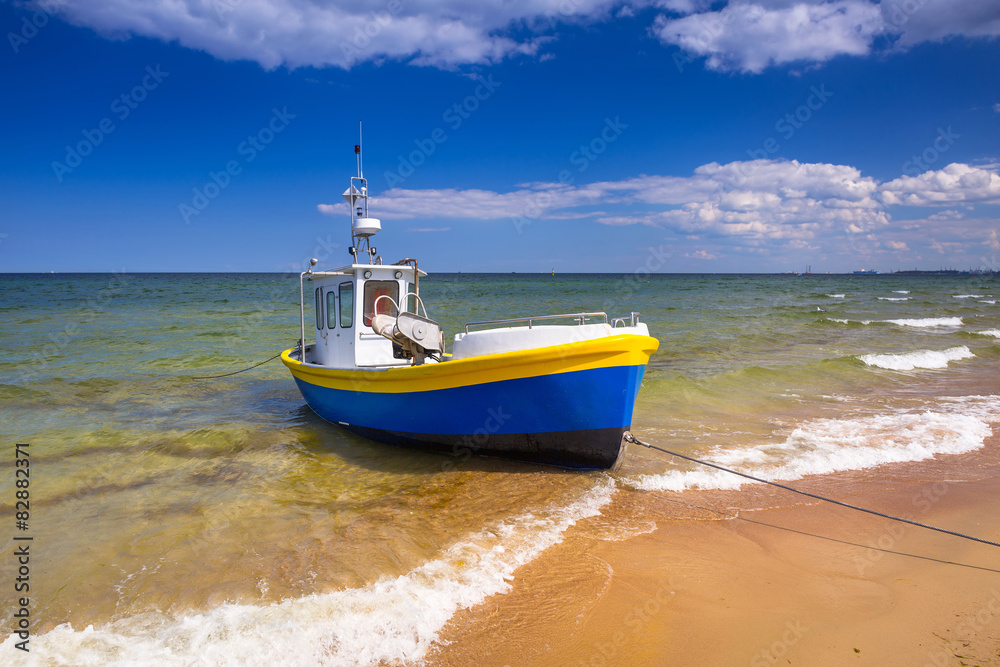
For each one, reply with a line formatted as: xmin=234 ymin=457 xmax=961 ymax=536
xmin=1 ymin=0 xmax=999 ymax=273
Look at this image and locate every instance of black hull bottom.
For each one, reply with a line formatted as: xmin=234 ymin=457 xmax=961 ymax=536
xmin=340 ymin=423 xmax=630 ymax=471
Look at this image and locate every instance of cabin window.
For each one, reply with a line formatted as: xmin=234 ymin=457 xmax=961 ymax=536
xmin=314 ymin=288 xmax=324 ymax=330
xmin=326 ymin=290 xmax=337 ymax=329
xmin=339 ymin=282 xmax=354 ymax=328
xmin=403 ymin=282 xmax=414 ymax=313
xmin=363 ymin=280 xmax=399 ymax=326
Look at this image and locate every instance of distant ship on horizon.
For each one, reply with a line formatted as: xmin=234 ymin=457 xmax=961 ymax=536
xmin=892 ymin=268 xmax=998 ymax=276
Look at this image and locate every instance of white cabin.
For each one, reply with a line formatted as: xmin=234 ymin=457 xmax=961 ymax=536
xmin=303 ymin=261 xmax=429 ymax=369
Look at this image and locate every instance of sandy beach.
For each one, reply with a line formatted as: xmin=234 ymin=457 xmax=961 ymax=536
xmin=428 ymin=436 xmax=1000 ymax=666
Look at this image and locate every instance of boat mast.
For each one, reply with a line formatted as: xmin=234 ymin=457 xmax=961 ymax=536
xmin=343 ymin=121 xmax=381 ymax=264
xmin=356 ymin=120 xmax=363 ymax=181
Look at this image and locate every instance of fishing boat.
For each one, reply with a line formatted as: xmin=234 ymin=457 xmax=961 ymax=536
xmin=280 ymin=143 xmax=659 ymax=469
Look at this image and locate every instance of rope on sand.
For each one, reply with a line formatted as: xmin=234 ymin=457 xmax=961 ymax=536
xmin=623 ymin=432 xmax=1000 ymax=550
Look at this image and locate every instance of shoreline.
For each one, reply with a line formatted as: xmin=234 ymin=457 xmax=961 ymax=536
xmin=428 ymin=436 xmax=1000 ymax=666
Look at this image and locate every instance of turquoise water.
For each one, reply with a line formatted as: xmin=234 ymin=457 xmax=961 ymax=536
xmin=1 ymin=272 xmax=998 ymax=664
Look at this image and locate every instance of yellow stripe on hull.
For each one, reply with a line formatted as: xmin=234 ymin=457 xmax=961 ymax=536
xmin=281 ymin=333 xmax=659 ymax=394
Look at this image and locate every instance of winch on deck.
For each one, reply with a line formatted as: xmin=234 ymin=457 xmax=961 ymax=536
xmin=371 ymin=307 xmax=444 ymax=364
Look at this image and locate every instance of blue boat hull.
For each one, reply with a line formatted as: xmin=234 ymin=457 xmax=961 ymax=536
xmin=292 ymin=364 xmax=647 ymax=469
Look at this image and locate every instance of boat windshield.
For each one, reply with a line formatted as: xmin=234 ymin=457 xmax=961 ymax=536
xmin=363 ymin=280 xmax=399 ymax=326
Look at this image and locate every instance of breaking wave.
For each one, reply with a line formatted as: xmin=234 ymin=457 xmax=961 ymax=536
xmin=629 ymin=399 xmax=998 ymax=493
xmin=858 ymin=346 xmax=975 ymax=370
xmin=885 ymin=317 xmax=963 ymax=328
xmin=8 ymin=481 xmax=617 ymax=666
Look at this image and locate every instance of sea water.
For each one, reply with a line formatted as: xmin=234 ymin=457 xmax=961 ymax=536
xmin=1 ymin=272 xmax=998 ymax=664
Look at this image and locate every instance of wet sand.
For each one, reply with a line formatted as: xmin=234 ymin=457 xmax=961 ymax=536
xmin=428 ymin=437 xmax=1000 ymax=666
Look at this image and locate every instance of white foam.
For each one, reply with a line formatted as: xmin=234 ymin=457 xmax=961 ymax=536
xmin=826 ymin=293 xmax=845 ymax=298
xmin=885 ymin=317 xmax=963 ymax=328
xmin=894 ymin=291 xmax=910 ymax=294
xmin=975 ymin=329 xmax=1000 ymax=338
xmin=936 ymin=395 xmax=1000 ymax=422
xmin=878 ymin=297 xmax=909 ymax=301
xmin=12 ymin=480 xmax=616 ymax=666
xmin=953 ymin=294 xmax=984 ymax=299
xmin=858 ymin=346 xmax=975 ymax=370
xmin=830 ymin=317 xmax=965 ymax=328
xmin=629 ymin=409 xmax=993 ymax=493
xmin=980 ymin=300 xmax=997 ymax=305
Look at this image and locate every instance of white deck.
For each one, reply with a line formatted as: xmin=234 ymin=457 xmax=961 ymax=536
xmin=450 ymin=322 xmax=649 ymax=359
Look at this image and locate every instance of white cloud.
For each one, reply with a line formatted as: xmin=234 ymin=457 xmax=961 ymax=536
xmin=318 ymin=159 xmax=1000 ymax=269
xmin=686 ymin=249 xmax=719 ymax=259
xmin=693 ymin=159 xmax=878 ymax=201
xmin=43 ymin=0 xmax=637 ymax=70
xmin=585 ymin=173 xmax=718 ymax=204
xmin=321 ymin=158 xmax=892 ymax=242
xmin=613 ymin=160 xmax=887 ymax=240
xmin=34 ymin=0 xmax=1000 ymax=72
xmin=927 ymin=209 xmax=965 ymax=221
xmin=872 ymin=214 xmax=1000 ymax=260
xmin=879 ymin=163 xmax=1000 ymax=206
xmin=320 ymin=160 xmax=1000 ymax=251
xmin=656 ymin=0 xmax=1000 ymax=74
xmin=656 ymin=0 xmax=713 ymax=15
xmin=653 ymin=1 xmax=884 ymax=73
xmin=320 ymin=184 xmax=588 ymax=220
xmin=881 ymin=0 xmax=1000 ymax=46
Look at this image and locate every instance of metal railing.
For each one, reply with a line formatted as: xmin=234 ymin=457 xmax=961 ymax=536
xmin=464 ymin=311 xmax=608 ymax=333
xmin=611 ymin=312 xmax=641 ymax=328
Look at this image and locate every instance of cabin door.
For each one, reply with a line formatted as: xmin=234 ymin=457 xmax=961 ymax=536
xmin=314 ymin=286 xmax=331 ymax=365
xmin=323 ymin=285 xmax=349 ymax=368
xmin=314 ymin=282 xmax=354 ymax=368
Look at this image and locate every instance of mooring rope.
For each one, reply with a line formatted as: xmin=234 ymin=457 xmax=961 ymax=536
xmin=653 ymin=494 xmax=1000 ymax=574
xmin=191 ymin=351 xmax=284 ymax=380
xmin=623 ymin=432 xmax=1000 ymax=549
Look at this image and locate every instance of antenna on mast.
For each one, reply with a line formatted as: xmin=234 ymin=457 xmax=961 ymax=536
xmin=343 ymin=120 xmax=380 ymax=263
xmin=355 ymin=120 xmax=363 ymax=179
